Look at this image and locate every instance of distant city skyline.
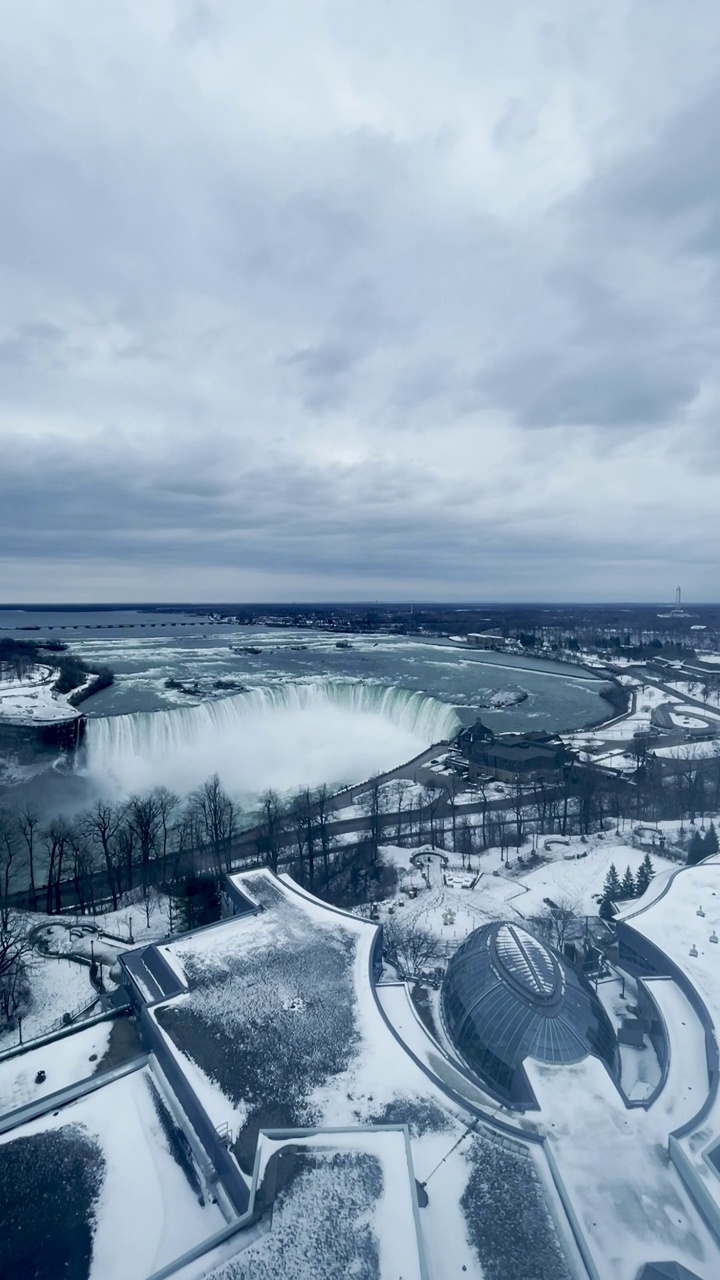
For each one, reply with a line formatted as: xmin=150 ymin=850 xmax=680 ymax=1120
xmin=2 ymin=2 xmax=719 ymax=601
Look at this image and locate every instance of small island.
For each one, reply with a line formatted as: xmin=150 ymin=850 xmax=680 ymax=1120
xmin=479 ymin=686 xmax=528 ymax=710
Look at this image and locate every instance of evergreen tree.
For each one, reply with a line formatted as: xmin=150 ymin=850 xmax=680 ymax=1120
xmin=620 ymin=865 xmax=636 ymax=899
xmin=687 ymin=830 xmax=707 ymax=865
xmin=704 ymin=822 xmax=719 ymax=856
xmin=598 ymin=893 xmax=615 ymax=922
xmin=635 ymin=852 xmax=655 ymax=897
xmin=602 ymin=862 xmax=621 ymax=901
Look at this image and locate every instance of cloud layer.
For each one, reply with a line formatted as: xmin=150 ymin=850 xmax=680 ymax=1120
xmin=2 ymin=0 xmax=719 ymax=601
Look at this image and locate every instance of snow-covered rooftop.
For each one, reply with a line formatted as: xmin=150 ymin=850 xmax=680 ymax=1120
xmin=0 ymin=1062 xmax=225 ymax=1280
xmin=173 ymin=1129 xmax=425 ymax=1280
xmin=135 ymin=870 xmax=577 ymax=1280
xmin=621 ymin=857 xmax=720 ymax=1027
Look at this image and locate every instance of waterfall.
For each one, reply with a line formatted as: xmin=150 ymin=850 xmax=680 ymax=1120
xmin=83 ymin=680 xmax=461 ymax=799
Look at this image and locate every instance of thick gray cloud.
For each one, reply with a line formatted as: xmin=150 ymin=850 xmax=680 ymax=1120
xmin=1 ymin=0 xmax=720 ymax=602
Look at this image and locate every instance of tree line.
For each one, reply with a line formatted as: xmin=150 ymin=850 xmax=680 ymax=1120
xmin=599 ymin=853 xmax=656 ymax=920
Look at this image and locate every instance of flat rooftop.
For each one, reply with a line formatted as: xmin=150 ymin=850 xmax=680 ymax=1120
xmin=0 ymin=1060 xmax=224 ymax=1280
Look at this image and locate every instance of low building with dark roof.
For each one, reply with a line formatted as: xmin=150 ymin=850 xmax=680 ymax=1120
xmin=457 ymin=721 xmax=571 ymax=782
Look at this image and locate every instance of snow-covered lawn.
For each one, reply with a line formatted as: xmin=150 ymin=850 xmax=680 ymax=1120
xmin=0 ymin=952 xmax=96 ymax=1053
xmin=42 ymin=888 xmax=174 ymax=951
xmin=504 ymin=842 xmax=675 ymax=918
xmin=373 ymin=835 xmax=674 ymax=953
xmin=652 ymin=739 xmax=720 ymax=759
xmin=0 ymin=892 xmax=175 ymax=1055
xmin=564 ymin=677 xmax=720 ymax=749
xmin=669 ymin=711 xmax=712 ymax=729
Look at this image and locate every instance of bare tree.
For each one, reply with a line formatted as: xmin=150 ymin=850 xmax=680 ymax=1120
xmin=67 ymin=823 xmax=99 ymax=914
xmin=42 ymin=818 xmax=70 ymax=914
xmin=189 ymin=774 xmax=236 ymax=872
xmin=512 ymin=776 xmax=525 ymax=847
xmin=17 ymin=807 xmax=40 ymax=910
xmin=155 ymin=787 xmax=180 ymax=880
xmin=288 ymin=790 xmax=310 ymax=886
xmin=128 ymin=791 xmax=161 ymax=886
xmin=447 ymin=776 xmax=460 ymax=850
xmin=455 ymin=814 xmax=475 ymax=868
xmin=528 ymin=895 xmax=580 ymax=952
xmin=391 ymin=779 xmax=415 ymax=845
xmin=0 ymin=911 xmax=30 ymax=1025
xmin=382 ymin=916 xmax=442 ymax=979
xmin=674 ymin=747 xmax=704 ymax=822
xmin=313 ymin=784 xmax=335 ymax=887
xmin=81 ymin=800 xmax=124 ymax=909
xmin=361 ymin=776 xmax=386 ymax=864
xmin=530 ymin=778 xmax=551 ymax=835
xmin=258 ymin=788 xmax=285 ymax=875
xmin=0 ymin=811 xmax=31 ymax=1024
xmin=420 ymin=782 xmax=444 ymax=847
xmin=292 ymin=787 xmax=318 ymax=887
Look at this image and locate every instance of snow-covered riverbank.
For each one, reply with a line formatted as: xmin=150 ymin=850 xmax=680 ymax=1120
xmin=0 ymin=666 xmax=80 ymax=725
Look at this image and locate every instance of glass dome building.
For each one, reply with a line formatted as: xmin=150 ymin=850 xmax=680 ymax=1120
xmin=440 ymin=921 xmax=618 ymax=1107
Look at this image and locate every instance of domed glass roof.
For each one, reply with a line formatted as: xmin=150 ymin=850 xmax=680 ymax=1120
xmin=493 ymin=924 xmax=559 ymax=999
xmin=440 ymin=921 xmax=617 ymax=1106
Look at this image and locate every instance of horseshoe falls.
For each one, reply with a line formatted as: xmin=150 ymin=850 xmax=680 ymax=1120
xmin=83 ymin=680 xmax=461 ymax=799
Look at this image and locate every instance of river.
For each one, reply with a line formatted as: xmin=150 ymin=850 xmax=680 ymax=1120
xmin=0 ymin=607 xmax=609 ymax=811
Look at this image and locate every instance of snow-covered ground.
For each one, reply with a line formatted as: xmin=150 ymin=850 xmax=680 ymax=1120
xmin=0 ymin=950 xmax=97 ymax=1053
xmin=0 ymin=665 xmax=80 ymax=724
xmin=652 ymin=739 xmax=720 ymax=759
xmin=0 ymin=891 xmax=177 ymax=1055
xmin=669 ymin=679 xmax=720 ymax=709
xmin=372 ymin=834 xmax=675 ymax=953
xmin=504 ymin=842 xmax=675 ymax=918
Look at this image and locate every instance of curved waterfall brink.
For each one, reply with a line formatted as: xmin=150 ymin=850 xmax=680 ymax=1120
xmin=83 ymin=680 xmax=461 ymax=800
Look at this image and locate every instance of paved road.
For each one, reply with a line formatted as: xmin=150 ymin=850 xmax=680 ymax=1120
xmin=638 ymin=673 xmax=720 ymax=723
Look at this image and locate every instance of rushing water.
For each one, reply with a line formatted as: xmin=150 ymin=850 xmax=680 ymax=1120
xmin=0 ymin=607 xmax=608 ymax=808
xmin=84 ymin=680 xmax=462 ymax=798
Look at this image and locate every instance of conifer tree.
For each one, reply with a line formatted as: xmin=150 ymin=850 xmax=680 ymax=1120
xmin=620 ymin=865 xmax=636 ymax=898
xmin=603 ymin=862 xmax=621 ymax=901
xmin=688 ymin=830 xmax=707 ymax=865
xmin=704 ymin=822 xmax=719 ymax=856
xmin=599 ymin=892 xmax=615 ymax=921
xmin=635 ymin=852 xmax=655 ymax=897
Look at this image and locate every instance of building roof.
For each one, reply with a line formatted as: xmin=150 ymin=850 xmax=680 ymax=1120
xmin=638 ymin=1264 xmax=704 ymax=1280
xmin=440 ymin=922 xmax=618 ymax=1106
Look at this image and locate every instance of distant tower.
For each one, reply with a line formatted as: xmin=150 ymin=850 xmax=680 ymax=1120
xmin=676 ymin=586 xmax=682 ymax=606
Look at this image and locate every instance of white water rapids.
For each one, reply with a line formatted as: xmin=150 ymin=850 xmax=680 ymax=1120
xmin=83 ymin=680 xmax=461 ymax=800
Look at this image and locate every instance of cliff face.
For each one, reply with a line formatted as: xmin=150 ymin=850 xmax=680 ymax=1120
xmin=0 ymin=716 xmax=85 ymax=763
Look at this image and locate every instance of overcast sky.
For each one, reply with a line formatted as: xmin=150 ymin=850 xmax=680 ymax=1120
xmin=2 ymin=1 xmax=719 ymax=603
